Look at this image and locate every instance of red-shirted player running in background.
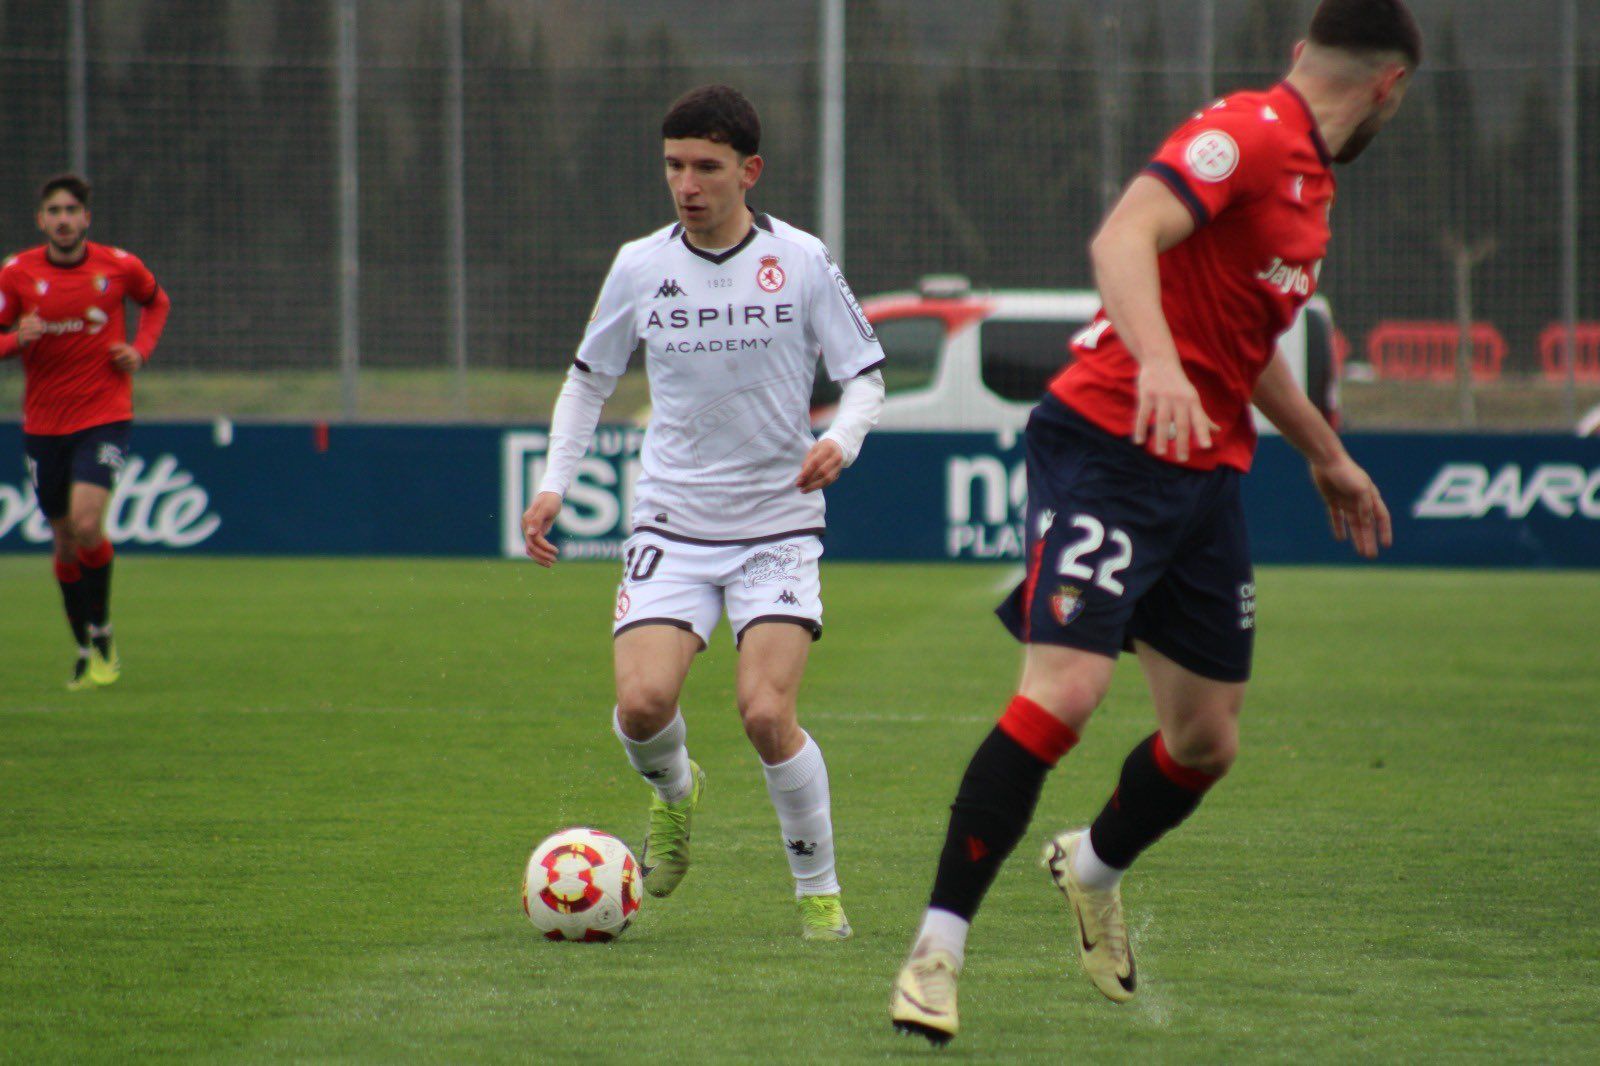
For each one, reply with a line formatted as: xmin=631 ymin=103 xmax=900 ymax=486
xmin=892 ymin=0 xmax=1418 ymax=1045
xmin=0 ymin=174 xmax=171 ymax=690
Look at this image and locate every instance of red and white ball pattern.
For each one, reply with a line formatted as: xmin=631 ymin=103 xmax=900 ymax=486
xmin=522 ymin=827 xmax=642 ymax=942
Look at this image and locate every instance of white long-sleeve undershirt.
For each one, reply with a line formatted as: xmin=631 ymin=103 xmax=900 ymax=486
xmin=535 ymin=366 xmax=617 ymax=498
xmin=820 ymin=369 xmax=885 ymax=466
xmin=537 ymin=364 xmax=884 ymax=500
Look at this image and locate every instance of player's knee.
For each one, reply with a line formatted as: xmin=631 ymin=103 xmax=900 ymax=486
xmin=1168 ymin=726 xmax=1238 ymax=779
xmin=1020 ymin=674 xmax=1107 ymax=732
xmin=736 ymin=695 xmax=797 ymax=753
xmin=69 ymin=514 xmax=103 ymax=548
xmin=614 ymin=689 xmax=677 ymax=738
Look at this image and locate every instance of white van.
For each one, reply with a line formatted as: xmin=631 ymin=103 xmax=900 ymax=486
xmin=815 ymin=275 xmax=1340 ymax=434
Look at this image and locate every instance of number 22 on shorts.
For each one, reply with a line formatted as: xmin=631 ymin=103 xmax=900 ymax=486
xmin=1056 ymin=514 xmax=1132 ymax=596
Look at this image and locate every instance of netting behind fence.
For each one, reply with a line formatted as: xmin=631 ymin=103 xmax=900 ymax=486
xmin=0 ymin=0 xmax=1595 ymax=424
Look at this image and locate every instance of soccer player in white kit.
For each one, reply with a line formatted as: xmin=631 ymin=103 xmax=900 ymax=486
xmin=522 ymin=85 xmax=886 ymax=940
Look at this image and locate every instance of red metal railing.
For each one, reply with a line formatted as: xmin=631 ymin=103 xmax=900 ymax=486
xmin=1367 ymin=321 xmax=1507 ymax=382
xmin=1537 ymin=323 xmax=1600 ymax=383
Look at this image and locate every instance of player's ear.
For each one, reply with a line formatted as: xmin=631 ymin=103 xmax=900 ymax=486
xmin=741 ymin=153 xmax=764 ymax=192
xmin=1374 ymin=64 xmax=1407 ymax=106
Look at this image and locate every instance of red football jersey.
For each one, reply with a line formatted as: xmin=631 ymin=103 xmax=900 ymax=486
xmin=1050 ymin=82 xmax=1335 ymax=472
xmin=0 ymin=241 xmax=170 ymax=435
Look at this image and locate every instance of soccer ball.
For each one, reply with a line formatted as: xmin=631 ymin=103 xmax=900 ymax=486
xmin=522 ymin=827 xmax=642 ymax=942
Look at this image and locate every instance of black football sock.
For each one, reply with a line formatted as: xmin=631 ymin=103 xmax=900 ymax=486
xmin=927 ymin=696 xmax=1079 ymax=922
xmin=54 ymin=557 xmax=90 ymax=649
xmin=77 ymin=540 xmax=114 ymax=630
xmin=1088 ymin=732 xmax=1219 ymax=870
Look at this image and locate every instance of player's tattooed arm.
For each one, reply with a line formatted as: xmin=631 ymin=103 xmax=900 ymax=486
xmin=1254 ymin=351 xmax=1392 ymax=559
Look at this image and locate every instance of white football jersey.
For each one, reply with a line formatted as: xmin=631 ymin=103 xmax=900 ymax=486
xmin=574 ymin=213 xmax=885 ymax=542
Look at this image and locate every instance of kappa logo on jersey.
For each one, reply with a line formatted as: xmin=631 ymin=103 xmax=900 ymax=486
xmin=742 ymin=544 xmax=802 ymax=588
xmin=776 ymin=589 xmax=800 ymax=607
xmin=655 ymin=278 xmax=685 ymax=299
xmin=96 ymin=442 xmax=126 ymax=472
xmin=1185 ymin=129 xmax=1240 ymax=182
xmin=1050 ymin=585 xmax=1085 ymax=627
xmin=757 ymin=255 xmax=785 ymax=293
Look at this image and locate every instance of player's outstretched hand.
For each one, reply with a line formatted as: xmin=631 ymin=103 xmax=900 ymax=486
xmin=15 ymin=311 xmax=44 ymax=348
xmin=522 ymin=491 xmax=563 ymax=567
xmin=1310 ymin=456 xmax=1393 ymax=560
xmin=796 ymin=439 xmax=845 ymax=494
xmin=1134 ymin=359 xmax=1218 ymax=463
xmin=109 ymin=342 xmax=143 ymax=373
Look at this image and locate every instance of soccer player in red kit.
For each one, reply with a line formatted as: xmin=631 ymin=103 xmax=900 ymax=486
xmin=892 ymin=0 xmax=1418 ymax=1044
xmin=0 ymin=174 xmax=171 ymax=690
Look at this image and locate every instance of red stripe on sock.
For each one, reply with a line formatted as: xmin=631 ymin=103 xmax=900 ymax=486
xmin=54 ymin=557 xmax=82 ymax=583
xmin=1152 ymin=732 xmax=1218 ymax=793
xmin=997 ymin=695 xmax=1079 ymax=767
xmin=77 ymin=540 xmax=114 ymax=568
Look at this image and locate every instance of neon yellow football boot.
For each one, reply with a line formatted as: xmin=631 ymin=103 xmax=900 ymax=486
xmin=66 ymin=653 xmax=94 ymax=692
xmin=88 ymin=632 xmax=120 ymax=686
xmin=891 ymin=948 xmax=960 ymax=1046
xmin=798 ymin=893 xmax=852 ymax=941
xmin=640 ymin=761 xmax=704 ymax=898
xmin=1042 ymin=829 xmax=1136 ymax=1003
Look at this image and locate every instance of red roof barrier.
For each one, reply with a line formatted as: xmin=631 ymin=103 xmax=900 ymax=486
xmin=1538 ymin=323 xmax=1600 ymax=383
xmin=1367 ymin=321 xmax=1506 ymax=382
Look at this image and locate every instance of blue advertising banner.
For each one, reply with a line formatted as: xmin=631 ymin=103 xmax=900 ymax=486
xmin=0 ymin=423 xmax=504 ymax=556
xmin=1 ymin=422 xmax=1596 ymax=567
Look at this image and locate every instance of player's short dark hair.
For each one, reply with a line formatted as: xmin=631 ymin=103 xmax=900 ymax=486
xmin=39 ymin=173 xmax=91 ymax=207
xmin=1309 ymin=0 xmax=1423 ymax=68
xmin=661 ymin=84 xmax=761 ymax=157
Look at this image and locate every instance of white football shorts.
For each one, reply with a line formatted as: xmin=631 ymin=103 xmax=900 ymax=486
xmin=610 ymin=530 xmax=823 ymax=649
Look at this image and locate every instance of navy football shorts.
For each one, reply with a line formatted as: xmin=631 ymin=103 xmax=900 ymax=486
xmin=996 ymin=397 xmax=1254 ymax=683
xmin=23 ymin=420 xmax=131 ymax=520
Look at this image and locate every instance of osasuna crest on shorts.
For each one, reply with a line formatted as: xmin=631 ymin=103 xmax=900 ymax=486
xmin=573 ymin=213 xmax=885 ymax=543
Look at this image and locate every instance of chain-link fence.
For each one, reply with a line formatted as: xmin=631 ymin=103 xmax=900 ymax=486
xmin=0 ymin=0 xmax=1595 ymax=427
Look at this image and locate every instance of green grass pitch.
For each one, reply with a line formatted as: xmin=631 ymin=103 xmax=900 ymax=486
xmin=1 ymin=557 xmax=1596 ymax=1062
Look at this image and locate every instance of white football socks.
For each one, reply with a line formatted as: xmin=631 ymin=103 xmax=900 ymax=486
xmin=762 ymin=732 xmax=840 ymax=898
xmin=1071 ymin=830 xmax=1124 ymax=891
xmin=914 ymin=907 xmax=970 ymax=969
xmin=613 ymin=707 xmax=694 ymax=804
